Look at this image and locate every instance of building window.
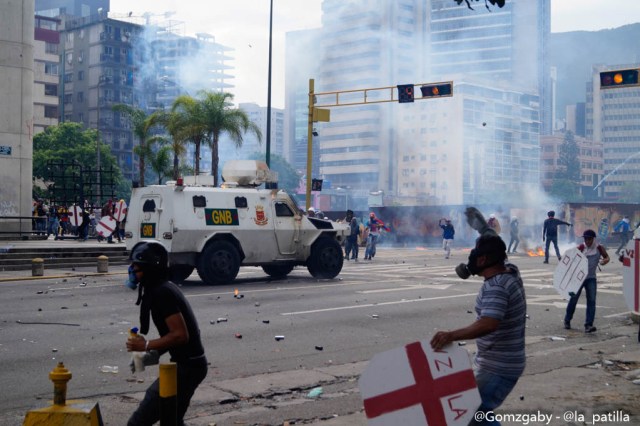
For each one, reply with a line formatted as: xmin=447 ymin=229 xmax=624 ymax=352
xmin=45 ymin=42 xmax=58 ymax=54
xmin=64 ymin=73 xmax=73 ymax=83
xmin=44 ymin=84 xmax=57 ymax=96
xmin=44 ymin=105 xmax=58 ymax=118
xmin=44 ymin=62 xmax=59 ymax=75
xmin=77 ymin=70 xmax=84 ymax=81
xmin=77 ymin=92 xmax=84 ymax=103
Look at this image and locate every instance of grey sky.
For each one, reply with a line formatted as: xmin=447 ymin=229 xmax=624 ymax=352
xmin=110 ymin=0 xmax=640 ymax=108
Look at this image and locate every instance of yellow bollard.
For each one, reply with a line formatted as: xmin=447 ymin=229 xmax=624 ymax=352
xmin=159 ymin=362 xmax=177 ymax=426
xmin=49 ymin=362 xmax=72 ymax=405
xmin=23 ymin=362 xmax=103 ymax=425
xmin=97 ymin=255 xmax=109 ymax=273
xmin=32 ymin=258 xmax=44 ymax=277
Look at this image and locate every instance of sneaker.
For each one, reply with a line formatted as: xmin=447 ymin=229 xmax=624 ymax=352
xmin=564 ymin=320 xmax=571 ymax=330
xmin=558 ymin=256 xmax=562 ymax=261
xmin=585 ymin=326 xmax=597 ymax=333
xmin=543 ymin=260 xmax=549 ymax=264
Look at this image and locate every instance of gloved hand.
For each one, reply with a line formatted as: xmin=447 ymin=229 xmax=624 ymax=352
xmin=129 ymin=350 xmax=160 ymax=373
xmin=142 ymin=350 xmax=160 ymax=366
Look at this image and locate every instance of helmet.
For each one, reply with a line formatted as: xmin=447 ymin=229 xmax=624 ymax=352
xmin=511 ymin=216 xmax=517 ymax=221
xmin=548 ymin=210 xmax=555 ymax=217
xmin=308 ymin=207 xmax=315 ymax=212
xmin=582 ymin=229 xmax=597 ymax=238
xmin=489 ymin=214 xmax=496 ymax=219
xmin=129 ymin=242 xmax=168 ymax=267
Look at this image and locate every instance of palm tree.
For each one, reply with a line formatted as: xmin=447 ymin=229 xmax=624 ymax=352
xmin=171 ymin=95 xmax=207 ymax=175
xmin=147 ymin=145 xmax=173 ymax=184
xmin=153 ymin=109 xmax=190 ymax=181
xmin=197 ymin=91 xmax=262 ymax=186
xmin=111 ymin=104 xmax=159 ymax=187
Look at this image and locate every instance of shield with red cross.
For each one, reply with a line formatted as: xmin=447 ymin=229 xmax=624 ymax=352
xmin=359 ymin=340 xmax=480 ymax=426
xmin=113 ymin=199 xmax=128 ymax=222
xmin=96 ymin=216 xmax=117 ymax=238
xmin=621 ymin=239 xmax=640 ymax=313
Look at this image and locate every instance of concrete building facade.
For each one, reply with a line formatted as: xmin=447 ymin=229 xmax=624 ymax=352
xmin=33 ymin=15 xmax=61 ymax=134
xmin=586 ymin=63 xmax=640 ymax=200
xmin=0 ymin=0 xmax=35 ymax=232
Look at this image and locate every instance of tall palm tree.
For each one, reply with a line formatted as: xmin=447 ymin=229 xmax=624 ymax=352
xmin=154 ymin=109 xmax=190 ymax=181
xmin=197 ymin=91 xmax=262 ymax=186
xmin=171 ymin=95 xmax=207 ymax=175
xmin=111 ymin=104 xmax=157 ymax=187
xmin=147 ymin=145 xmax=172 ymax=184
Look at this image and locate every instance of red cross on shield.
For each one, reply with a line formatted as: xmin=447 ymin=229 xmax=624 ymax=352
xmin=359 ymin=340 xmax=480 ymax=426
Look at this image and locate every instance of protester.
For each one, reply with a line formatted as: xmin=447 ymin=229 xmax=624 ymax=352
xmin=542 ymin=210 xmax=572 ymax=264
xmin=344 ymin=210 xmax=359 ymax=261
xmin=564 ymin=229 xmax=610 ymax=333
xmin=431 ymin=233 xmax=526 ymax=426
xmin=438 ymin=217 xmax=455 ymax=259
xmin=307 ymin=207 xmax=316 ymax=218
xmin=487 ymin=214 xmax=501 ymax=235
xmin=125 ymin=242 xmax=207 ymax=425
xmin=48 ymin=205 xmax=60 ymax=240
xmin=508 ymin=216 xmax=520 ymax=254
xmin=364 ymin=212 xmax=389 ymax=260
xmin=614 ymin=216 xmax=631 ymax=255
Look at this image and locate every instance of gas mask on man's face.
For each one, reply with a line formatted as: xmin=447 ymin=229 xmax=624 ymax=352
xmin=125 ymin=265 xmax=140 ymax=290
xmin=455 ymin=248 xmax=484 ymax=279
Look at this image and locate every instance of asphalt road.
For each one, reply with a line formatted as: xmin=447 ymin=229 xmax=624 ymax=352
xmin=0 ymin=244 xmax=635 ymax=425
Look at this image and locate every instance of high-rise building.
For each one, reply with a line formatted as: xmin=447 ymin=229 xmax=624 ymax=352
xmin=586 ymin=63 xmax=640 ymax=200
xmin=36 ymin=0 xmax=109 ymax=18
xmin=290 ymin=0 xmax=550 ymax=206
xmin=34 ymin=15 xmax=61 ymax=134
xmin=59 ymin=14 xmax=143 ymax=181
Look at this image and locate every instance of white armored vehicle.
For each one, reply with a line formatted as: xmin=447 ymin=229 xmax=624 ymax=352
xmin=125 ymin=160 xmax=349 ymax=285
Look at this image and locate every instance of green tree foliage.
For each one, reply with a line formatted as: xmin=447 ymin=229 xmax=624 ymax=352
xmin=550 ymin=179 xmax=584 ymax=203
xmin=557 ymin=131 xmax=581 ymax=182
xmin=147 ymin=145 xmax=173 ymax=185
xmin=248 ymin=152 xmax=301 ymax=192
xmin=197 ymin=91 xmax=262 ymax=187
xmin=33 ymin=122 xmax=129 ymax=202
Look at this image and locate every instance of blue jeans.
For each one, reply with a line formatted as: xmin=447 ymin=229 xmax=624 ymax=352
xmin=564 ymin=277 xmax=597 ymax=327
xmin=470 ymin=369 xmax=519 ymax=426
xmin=345 ymin=235 xmax=358 ymax=259
xmin=365 ymin=234 xmax=378 ymax=258
xmin=544 ymin=235 xmax=560 ymax=261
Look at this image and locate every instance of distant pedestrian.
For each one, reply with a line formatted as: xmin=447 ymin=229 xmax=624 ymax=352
xmin=48 ymin=205 xmax=60 ymax=240
xmin=508 ymin=216 xmax=520 ymax=254
xmin=439 ymin=218 xmax=455 ymax=259
xmin=542 ymin=210 xmax=572 ymax=264
xmin=307 ymin=207 xmax=316 ymax=218
xmin=102 ymin=199 xmax=116 ymax=243
xmin=364 ymin=212 xmax=389 ymax=260
xmin=77 ymin=210 xmax=90 ymax=241
xmin=564 ymin=229 xmax=609 ymax=333
xmin=344 ymin=210 xmax=359 ymax=261
xmin=614 ymin=216 xmax=631 ymax=255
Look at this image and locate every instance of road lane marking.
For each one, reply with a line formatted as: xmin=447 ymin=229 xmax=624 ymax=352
xmin=280 ymin=293 xmax=478 ymax=316
xmin=357 ymin=284 xmax=453 ymax=293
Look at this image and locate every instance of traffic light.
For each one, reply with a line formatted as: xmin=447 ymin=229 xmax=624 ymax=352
xmin=311 ymin=178 xmax=323 ymax=191
xmin=397 ymin=84 xmax=414 ymax=103
xmin=600 ymin=69 xmax=639 ymax=89
xmin=420 ymin=82 xmax=453 ymax=98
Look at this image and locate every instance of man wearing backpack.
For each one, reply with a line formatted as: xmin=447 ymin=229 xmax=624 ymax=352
xmin=564 ymin=229 xmax=610 ymax=333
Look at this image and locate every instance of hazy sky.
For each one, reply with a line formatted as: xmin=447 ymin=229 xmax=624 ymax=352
xmin=109 ymin=0 xmax=640 ymax=108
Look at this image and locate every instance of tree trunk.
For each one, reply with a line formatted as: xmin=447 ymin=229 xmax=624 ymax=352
xmin=139 ymin=138 xmax=145 ymax=187
xmin=173 ymin=154 xmax=179 ymax=181
xmin=195 ymin=141 xmax=200 ymax=176
xmin=211 ymin=136 xmax=219 ymax=187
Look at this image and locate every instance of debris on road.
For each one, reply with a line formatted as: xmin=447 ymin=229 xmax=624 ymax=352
xmin=306 ymin=387 xmax=323 ymax=398
xmin=275 ymin=335 xmax=285 ymax=341
xmin=100 ymin=365 xmax=118 ymax=373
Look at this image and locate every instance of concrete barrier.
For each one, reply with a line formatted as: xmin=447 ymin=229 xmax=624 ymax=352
xmin=97 ymin=255 xmax=109 ymax=273
xmin=32 ymin=258 xmax=44 ymax=276
xmin=23 ymin=362 xmax=103 ymax=425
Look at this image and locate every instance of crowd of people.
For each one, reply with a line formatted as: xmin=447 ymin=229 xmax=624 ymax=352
xmin=31 ymin=198 xmax=126 ymax=242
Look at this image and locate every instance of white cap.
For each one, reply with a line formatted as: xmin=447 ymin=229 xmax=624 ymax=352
xmin=308 ymin=207 xmax=315 ymax=212
xmin=489 ymin=214 xmax=496 ymax=219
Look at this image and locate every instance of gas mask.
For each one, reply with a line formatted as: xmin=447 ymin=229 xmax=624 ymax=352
xmin=455 ymin=248 xmax=484 ymax=279
xmin=125 ymin=265 xmax=140 ymax=290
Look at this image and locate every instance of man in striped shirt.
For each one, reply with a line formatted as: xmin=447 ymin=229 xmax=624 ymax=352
xmin=431 ymin=234 xmax=526 ymax=425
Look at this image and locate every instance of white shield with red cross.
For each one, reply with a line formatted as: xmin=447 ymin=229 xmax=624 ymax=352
xmin=113 ymin=200 xmax=128 ymax=222
xmin=359 ymin=340 xmax=479 ymax=426
xmin=621 ymin=239 xmax=640 ymax=313
xmin=554 ymin=247 xmax=588 ymax=300
xmin=96 ymin=216 xmax=117 ymax=237
xmin=68 ymin=205 xmax=82 ymax=227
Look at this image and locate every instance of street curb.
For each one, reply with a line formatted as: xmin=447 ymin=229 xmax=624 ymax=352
xmin=0 ymin=271 xmax=126 ymax=283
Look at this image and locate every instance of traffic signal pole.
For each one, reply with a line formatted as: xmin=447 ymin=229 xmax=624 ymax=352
xmin=305 ymin=79 xmax=453 ymax=210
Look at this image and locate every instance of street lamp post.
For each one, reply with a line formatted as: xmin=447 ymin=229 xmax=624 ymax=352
xmin=265 ymin=0 xmax=273 ymax=169
xmin=96 ymin=75 xmax=105 ymax=205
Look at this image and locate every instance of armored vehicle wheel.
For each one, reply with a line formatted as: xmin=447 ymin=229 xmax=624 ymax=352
xmin=307 ymin=237 xmax=344 ymax=279
xmin=169 ymin=264 xmax=194 ymax=283
xmin=197 ymin=240 xmax=240 ymax=285
xmin=262 ymin=264 xmax=295 ymax=278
